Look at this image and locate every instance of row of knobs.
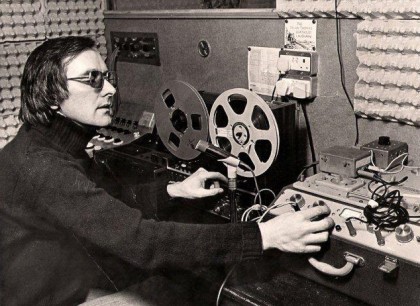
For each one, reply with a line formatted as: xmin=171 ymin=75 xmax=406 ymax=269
xmin=92 ymin=133 xmax=123 ymax=146
xmin=290 ymin=193 xmax=417 ymax=244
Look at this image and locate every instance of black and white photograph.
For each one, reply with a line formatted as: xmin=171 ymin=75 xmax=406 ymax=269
xmin=0 ymin=0 xmax=419 ymax=305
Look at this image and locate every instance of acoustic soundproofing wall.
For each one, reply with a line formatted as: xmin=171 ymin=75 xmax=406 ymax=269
xmin=276 ymin=0 xmax=337 ymax=18
xmin=354 ymin=20 xmax=420 ymax=126
xmin=276 ymin=0 xmax=420 ymax=19
xmin=275 ymin=1 xmax=420 ymax=126
xmin=0 ymin=0 xmax=106 ymax=149
xmin=45 ymin=0 xmax=106 ymax=54
xmin=340 ymin=0 xmax=420 ymax=19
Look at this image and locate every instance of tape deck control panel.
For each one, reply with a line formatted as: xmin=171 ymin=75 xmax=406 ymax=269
xmin=265 ymin=142 xmax=420 ymax=306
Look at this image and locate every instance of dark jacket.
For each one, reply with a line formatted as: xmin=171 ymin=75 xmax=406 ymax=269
xmin=0 ymin=115 xmax=262 ymax=306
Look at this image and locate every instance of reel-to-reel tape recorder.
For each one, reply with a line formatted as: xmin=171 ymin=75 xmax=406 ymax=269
xmin=154 ymin=80 xmax=296 ymax=181
xmin=93 ymin=80 xmax=298 ymax=220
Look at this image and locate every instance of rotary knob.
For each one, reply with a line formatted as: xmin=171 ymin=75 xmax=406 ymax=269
xmin=290 ymin=193 xmax=305 ymax=208
xmin=313 ymin=200 xmax=326 ymax=207
xmin=198 ymin=40 xmax=210 ymax=58
xmin=378 ymin=136 xmax=391 ymax=146
xmin=395 ymin=224 xmax=414 ymax=243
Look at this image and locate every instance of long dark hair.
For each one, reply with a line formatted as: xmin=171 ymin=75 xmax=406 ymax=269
xmin=19 ymin=36 xmax=96 ymax=126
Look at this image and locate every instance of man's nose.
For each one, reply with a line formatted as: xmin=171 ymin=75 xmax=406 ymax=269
xmin=102 ymin=79 xmax=116 ymax=95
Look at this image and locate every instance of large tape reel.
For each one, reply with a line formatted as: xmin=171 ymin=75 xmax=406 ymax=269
xmin=155 ymin=80 xmax=209 ymax=160
xmin=209 ymin=89 xmax=280 ymax=177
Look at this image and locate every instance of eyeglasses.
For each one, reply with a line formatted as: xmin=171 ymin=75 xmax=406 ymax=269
xmin=67 ymin=70 xmax=117 ymax=89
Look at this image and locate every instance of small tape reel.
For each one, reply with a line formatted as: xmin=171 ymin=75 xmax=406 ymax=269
xmin=155 ymin=80 xmax=209 ymax=160
xmin=209 ymin=88 xmax=280 ymax=177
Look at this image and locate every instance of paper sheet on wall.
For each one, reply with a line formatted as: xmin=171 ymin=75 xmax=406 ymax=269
xmin=284 ymin=19 xmax=317 ymax=51
xmin=248 ymin=46 xmax=281 ymax=97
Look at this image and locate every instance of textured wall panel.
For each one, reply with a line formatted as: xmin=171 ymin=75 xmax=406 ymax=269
xmin=354 ymin=20 xmax=420 ymax=126
xmin=0 ymin=1 xmax=45 ymax=43
xmin=276 ymin=0 xmax=338 ymax=18
xmin=0 ymin=0 xmax=107 ymax=149
xmin=0 ymin=42 xmax=41 ymax=116
xmin=0 ymin=114 xmax=20 ymax=149
xmin=340 ymin=0 xmax=420 ymax=19
xmin=45 ymin=0 xmax=106 ymax=55
xmin=275 ymin=0 xmax=420 ymax=19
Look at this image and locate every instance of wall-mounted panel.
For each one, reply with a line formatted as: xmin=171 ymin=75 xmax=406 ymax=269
xmin=104 ymin=14 xmax=420 ymax=166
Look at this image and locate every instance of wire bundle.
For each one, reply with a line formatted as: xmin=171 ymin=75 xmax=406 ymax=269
xmin=368 ymin=150 xmax=408 ymax=174
xmin=364 ymin=189 xmax=409 ymax=231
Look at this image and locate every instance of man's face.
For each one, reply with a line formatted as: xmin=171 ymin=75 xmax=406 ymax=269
xmin=61 ymin=49 xmax=116 ymax=127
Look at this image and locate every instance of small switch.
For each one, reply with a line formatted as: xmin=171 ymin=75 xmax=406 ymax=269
xmin=374 ymin=227 xmax=385 ymax=246
xmin=345 ymin=219 xmax=357 ymax=236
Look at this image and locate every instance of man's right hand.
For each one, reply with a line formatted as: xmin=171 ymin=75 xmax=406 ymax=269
xmin=258 ymin=206 xmax=334 ymax=253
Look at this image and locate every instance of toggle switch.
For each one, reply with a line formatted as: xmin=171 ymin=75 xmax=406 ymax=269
xmin=345 ymin=219 xmax=357 ymax=236
xmin=374 ymin=226 xmax=385 ymax=246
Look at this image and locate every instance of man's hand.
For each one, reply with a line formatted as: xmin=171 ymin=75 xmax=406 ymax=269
xmin=167 ymin=168 xmax=228 ymax=199
xmin=258 ymin=206 xmax=334 ymax=253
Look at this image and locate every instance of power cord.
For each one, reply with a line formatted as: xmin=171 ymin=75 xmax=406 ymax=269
xmin=367 ymin=179 xmax=388 ymax=197
xmin=363 ymin=189 xmax=409 ymax=231
xmin=349 ymin=181 xmax=420 ymax=231
xmin=300 ymin=102 xmax=317 ymax=175
xmin=257 ymin=202 xmax=294 ymax=224
xmin=240 ymin=189 xmax=276 ymax=222
xmin=241 ymin=163 xmax=262 ymax=206
xmin=334 ymin=0 xmax=360 ymax=146
xmin=368 ymin=151 xmax=408 ymax=174
xmin=296 ymin=161 xmax=319 ymax=181
xmin=215 ymin=263 xmax=239 ymax=306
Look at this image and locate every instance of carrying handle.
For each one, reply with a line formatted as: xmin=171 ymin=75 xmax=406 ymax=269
xmin=308 ymin=252 xmax=365 ymax=277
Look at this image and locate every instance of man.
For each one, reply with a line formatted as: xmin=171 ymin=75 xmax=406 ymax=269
xmin=0 ymin=36 xmax=333 ymax=305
